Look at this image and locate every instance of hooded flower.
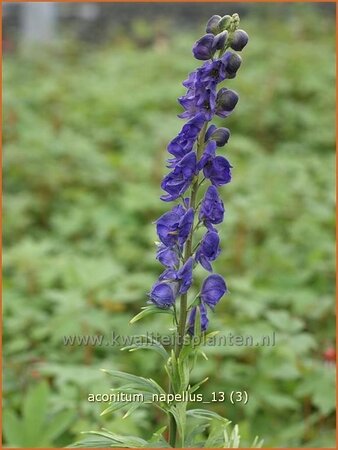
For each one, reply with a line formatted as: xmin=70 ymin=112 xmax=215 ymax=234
xmin=178 ymin=82 xmax=216 ymax=121
xmin=201 ymin=274 xmax=227 ymax=309
xmin=203 ymin=155 xmax=232 ymax=186
xmin=199 ymin=186 xmax=225 ymax=228
xmin=156 ymin=244 xmax=179 ymax=268
xmin=187 ymin=274 xmax=226 ymax=333
xmin=177 ymin=257 xmax=194 ymax=294
xmin=192 ymin=34 xmax=215 ymax=60
xmin=156 ymin=205 xmax=194 ymax=247
xmin=149 ymin=280 xmax=179 ymax=308
xmin=167 ymin=113 xmax=206 ymax=167
xmin=197 ymin=140 xmax=231 ymax=186
xmin=161 ymin=151 xmax=197 ymax=201
xmin=197 ymin=139 xmax=216 ymax=170
xmin=188 ymin=302 xmax=209 ymax=335
xmin=195 ymin=230 xmax=221 ymax=271
xmin=158 ymin=258 xmax=194 ymax=294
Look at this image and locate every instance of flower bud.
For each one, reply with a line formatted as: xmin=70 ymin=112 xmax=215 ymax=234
xmin=232 ymin=13 xmax=240 ymax=28
xmin=219 ymin=15 xmax=232 ymax=31
xmin=209 ymin=127 xmax=231 ymax=147
xmin=227 ymin=52 xmax=242 ymax=76
xmin=212 ymin=31 xmax=228 ymax=51
xmin=192 ymin=34 xmax=215 ymax=60
xmin=206 ymin=15 xmax=221 ymax=34
xmin=230 ymin=29 xmax=249 ymax=51
xmin=216 ymin=88 xmax=239 ymax=118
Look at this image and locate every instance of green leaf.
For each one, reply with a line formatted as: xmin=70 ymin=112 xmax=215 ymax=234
xmin=149 ymin=426 xmax=167 ymax=443
xmin=86 ymin=429 xmax=149 ymax=447
xmin=69 ymin=436 xmax=122 ymax=448
xmin=42 ymin=410 xmax=75 ymax=442
xmin=189 ymin=377 xmax=209 ymax=394
xmin=130 ymin=305 xmax=173 ymax=324
xmin=148 ymin=426 xmax=171 ymax=447
xmin=186 ymin=408 xmax=230 ymax=423
xmin=177 ymin=355 xmax=190 ymax=392
xmin=185 ymin=423 xmax=209 ymax=447
xmin=205 ymin=421 xmax=226 ymax=448
xmin=22 ymin=381 xmax=49 ymax=446
xmin=121 ymin=334 xmax=168 ymax=360
xmin=251 ymin=436 xmax=264 ymax=448
xmin=3 ymin=410 xmax=24 ymax=447
xmin=169 ymin=403 xmax=186 ymax=446
xmin=223 ymin=423 xmax=240 ymax=448
xmin=101 ymin=369 xmax=165 ymax=395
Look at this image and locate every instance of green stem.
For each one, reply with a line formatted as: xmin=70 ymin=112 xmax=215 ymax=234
xmin=168 ymin=122 xmax=208 ymax=448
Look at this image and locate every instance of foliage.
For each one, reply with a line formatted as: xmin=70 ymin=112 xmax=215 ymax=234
xmin=3 ymin=8 xmax=335 ymax=448
xmin=3 ymin=381 xmax=74 ymax=447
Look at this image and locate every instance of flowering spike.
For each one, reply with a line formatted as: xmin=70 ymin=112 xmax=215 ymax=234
xmin=151 ymin=13 xmax=248 ymax=336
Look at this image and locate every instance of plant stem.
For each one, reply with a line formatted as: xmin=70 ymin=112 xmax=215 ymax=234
xmin=168 ymin=122 xmax=208 ymax=448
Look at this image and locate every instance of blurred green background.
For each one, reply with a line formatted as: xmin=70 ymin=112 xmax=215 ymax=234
xmin=3 ymin=2 xmax=336 ymax=448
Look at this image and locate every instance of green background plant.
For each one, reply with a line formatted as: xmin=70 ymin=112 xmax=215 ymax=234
xmin=3 ymin=4 xmax=335 ymax=448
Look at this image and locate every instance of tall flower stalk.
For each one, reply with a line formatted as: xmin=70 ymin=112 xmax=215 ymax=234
xmin=73 ymin=13 xmax=261 ymax=450
xmin=147 ymin=13 xmax=249 ymax=447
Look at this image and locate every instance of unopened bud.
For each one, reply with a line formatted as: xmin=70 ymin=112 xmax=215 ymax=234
xmin=227 ymin=52 xmax=242 ymax=74
xmin=216 ymin=88 xmax=239 ymax=118
xmin=212 ymin=31 xmax=228 ymax=51
xmin=210 ymin=127 xmax=231 ymax=147
xmin=206 ymin=15 xmax=222 ymax=34
xmin=232 ymin=13 xmax=240 ymax=26
xmin=230 ymin=29 xmax=249 ymax=51
xmin=219 ymin=15 xmax=232 ymax=31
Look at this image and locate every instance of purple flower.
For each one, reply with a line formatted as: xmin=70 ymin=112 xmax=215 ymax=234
xmin=188 ymin=303 xmax=209 ymax=335
xmin=215 ymin=88 xmax=239 ymax=118
xmin=179 ymin=59 xmax=227 ymax=121
xmin=199 ymin=186 xmax=225 ymax=228
xmin=148 ymin=15 xmax=249 ymax=329
xmin=167 ymin=113 xmax=206 ymax=167
xmin=178 ymin=82 xmax=216 ymax=121
xmin=159 ymin=257 xmax=194 ymax=295
xmin=197 ymin=139 xmax=232 ymax=186
xmin=192 ymin=34 xmax=215 ymax=60
xmin=156 ymin=205 xmax=194 ymax=247
xmin=161 ymin=151 xmax=197 ymax=201
xmin=178 ymin=208 xmax=194 ymax=244
xmin=198 ymin=58 xmax=228 ymax=85
xmin=197 ymin=140 xmax=216 ymax=171
xmin=203 ymin=155 xmax=232 ymax=186
xmin=205 ymin=124 xmax=217 ymax=141
xmin=201 ymin=274 xmax=227 ymax=309
xmin=177 ymin=257 xmax=194 ymax=294
xmin=195 ymin=230 xmax=221 ymax=272
xmin=149 ymin=280 xmax=178 ymax=308
xmin=178 ymin=52 xmax=243 ymax=122
xmin=156 ymin=244 xmax=179 ymax=268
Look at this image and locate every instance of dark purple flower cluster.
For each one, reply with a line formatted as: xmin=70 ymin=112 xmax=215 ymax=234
xmin=149 ymin=14 xmax=248 ymax=335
